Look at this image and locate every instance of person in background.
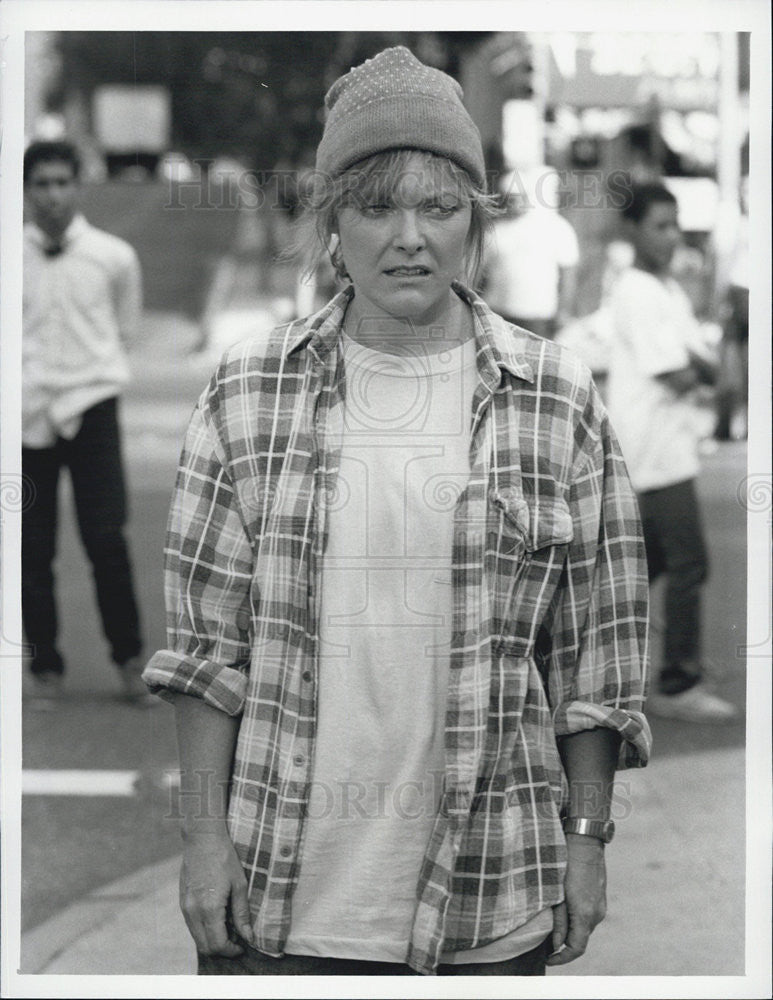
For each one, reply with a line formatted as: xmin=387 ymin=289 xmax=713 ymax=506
xmin=22 ymin=139 xmax=150 ymax=704
xmin=715 ymin=176 xmax=749 ymax=442
xmin=482 ymin=166 xmax=579 ymax=339
xmin=606 ymin=181 xmax=738 ymax=724
xmin=143 ymin=47 xmax=650 ymax=977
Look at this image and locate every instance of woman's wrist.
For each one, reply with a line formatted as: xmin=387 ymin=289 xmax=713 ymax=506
xmin=565 ymin=832 xmax=606 ymax=853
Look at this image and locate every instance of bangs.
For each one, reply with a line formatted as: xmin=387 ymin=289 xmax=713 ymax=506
xmin=338 ymin=150 xmax=475 ymax=210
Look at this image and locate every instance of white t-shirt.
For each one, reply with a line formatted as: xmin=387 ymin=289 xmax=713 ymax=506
xmin=484 ymin=208 xmax=579 ymax=320
xmin=286 ymin=332 xmax=553 ymax=964
xmin=606 ymin=268 xmax=702 ymax=492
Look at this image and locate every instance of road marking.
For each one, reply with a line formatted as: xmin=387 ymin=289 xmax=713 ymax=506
xmin=21 ymin=769 xmax=182 ymax=796
xmin=23 ymin=770 xmax=140 ymax=796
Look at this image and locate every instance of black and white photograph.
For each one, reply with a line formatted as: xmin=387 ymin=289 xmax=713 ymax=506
xmin=0 ymin=1 xmax=770 ymax=997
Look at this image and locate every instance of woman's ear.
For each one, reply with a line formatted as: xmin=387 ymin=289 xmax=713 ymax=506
xmin=327 ymin=233 xmax=349 ymax=280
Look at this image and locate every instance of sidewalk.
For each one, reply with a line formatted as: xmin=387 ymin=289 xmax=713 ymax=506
xmin=20 ymin=743 xmax=746 ymax=977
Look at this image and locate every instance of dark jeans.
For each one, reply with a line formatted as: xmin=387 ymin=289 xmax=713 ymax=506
xmin=22 ymin=397 xmax=142 ymax=675
xmin=638 ymin=478 xmax=709 ymax=695
xmin=198 ymin=934 xmax=552 ymax=976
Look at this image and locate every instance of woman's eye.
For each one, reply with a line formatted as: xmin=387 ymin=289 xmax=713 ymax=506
xmin=362 ymin=203 xmax=391 ymax=216
xmin=426 ymin=203 xmax=459 ymax=217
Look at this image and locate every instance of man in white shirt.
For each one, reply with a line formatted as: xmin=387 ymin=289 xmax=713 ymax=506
xmin=606 ymin=181 xmax=737 ymax=723
xmin=22 ymin=140 xmax=148 ymax=703
xmin=483 ymin=167 xmax=579 ymax=340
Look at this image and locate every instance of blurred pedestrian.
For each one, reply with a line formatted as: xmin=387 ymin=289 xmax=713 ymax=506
xmin=715 ymin=178 xmax=749 ymax=441
xmin=22 ymin=139 xmax=149 ymax=704
xmin=606 ymin=181 xmax=738 ymax=723
xmin=482 ymin=167 xmax=579 ymax=339
xmin=144 ymin=47 xmax=650 ymax=977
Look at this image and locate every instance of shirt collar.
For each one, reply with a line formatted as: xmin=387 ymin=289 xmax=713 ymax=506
xmin=26 ymin=213 xmax=88 ymax=251
xmin=284 ymin=281 xmax=534 ymax=385
xmin=285 ymin=284 xmax=354 ymax=364
xmin=453 ymin=280 xmax=534 ymax=386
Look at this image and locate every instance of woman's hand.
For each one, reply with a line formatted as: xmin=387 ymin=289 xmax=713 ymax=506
xmin=179 ymin=827 xmax=255 ymax=957
xmin=546 ymin=835 xmax=607 ymax=966
xmin=170 ymin=694 xmax=245 ymax=955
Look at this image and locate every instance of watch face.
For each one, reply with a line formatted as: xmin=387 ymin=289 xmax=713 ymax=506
xmin=603 ymin=820 xmax=616 ymax=843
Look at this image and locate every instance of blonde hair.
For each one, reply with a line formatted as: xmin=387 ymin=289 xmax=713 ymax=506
xmin=288 ymin=149 xmax=499 ymax=290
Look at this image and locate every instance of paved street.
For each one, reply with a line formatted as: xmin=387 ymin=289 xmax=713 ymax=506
xmin=20 ymin=310 xmax=206 ymax=931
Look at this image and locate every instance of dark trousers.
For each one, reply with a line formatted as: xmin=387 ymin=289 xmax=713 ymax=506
xmin=638 ymin=478 xmax=709 ymax=695
xmin=198 ymin=934 xmax=552 ymax=976
xmin=22 ymin=397 xmax=142 ymax=675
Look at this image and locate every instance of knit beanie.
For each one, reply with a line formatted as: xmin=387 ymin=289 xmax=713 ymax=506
xmin=315 ymin=46 xmax=486 ymax=188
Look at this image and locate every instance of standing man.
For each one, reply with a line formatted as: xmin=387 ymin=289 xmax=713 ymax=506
xmin=22 ymin=139 xmax=148 ymax=703
xmin=607 ymin=181 xmax=738 ymax=723
xmin=483 ymin=167 xmax=579 ymax=340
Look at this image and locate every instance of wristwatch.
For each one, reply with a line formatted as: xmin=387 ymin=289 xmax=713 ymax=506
xmin=562 ymin=816 xmax=615 ymax=844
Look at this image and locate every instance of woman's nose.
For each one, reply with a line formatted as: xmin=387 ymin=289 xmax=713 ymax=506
xmin=393 ymin=210 xmax=425 ymax=253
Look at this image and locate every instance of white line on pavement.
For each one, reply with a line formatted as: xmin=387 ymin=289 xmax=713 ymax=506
xmin=21 ymin=768 xmax=182 ymax=796
xmin=22 ymin=770 xmax=140 ymax=796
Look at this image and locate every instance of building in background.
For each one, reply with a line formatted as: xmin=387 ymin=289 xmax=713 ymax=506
xmin=458 ymin=31 xmax=749 ymax=319
xmin=537 ymin=31 xmax=748 ymax=317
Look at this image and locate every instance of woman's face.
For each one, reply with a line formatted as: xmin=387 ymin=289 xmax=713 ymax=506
xmin=336 ymin=153 xmax=473 ymax=329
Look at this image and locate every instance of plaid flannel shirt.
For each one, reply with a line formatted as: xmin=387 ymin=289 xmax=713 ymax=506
xmin=144 ymin=282 xmax=651 ymax=975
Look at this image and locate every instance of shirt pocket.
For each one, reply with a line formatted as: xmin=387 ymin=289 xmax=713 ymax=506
xmin=489 ymin=485 xmax=574 ymax=656
xmin=489 ymin=484 xmax=574 ymax=555
xmin=527 ymin=495 xmax=575 ymax=551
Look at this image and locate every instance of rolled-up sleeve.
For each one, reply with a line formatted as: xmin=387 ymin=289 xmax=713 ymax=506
xmin=142 ymin=400 xmax=254 ymax=716
xmin=546 ymin=391 xmax=652 ymax=768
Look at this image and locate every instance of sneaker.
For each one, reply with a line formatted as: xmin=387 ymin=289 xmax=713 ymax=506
xmin=646 ymin=683 xmax=739 ymax=723
xmin=27 ymin=671 xmax=64 ymax=710
xmin=698 ymin=438 xmax=720 ymax=457
xmin=116 ymin=656 xmax=157 ymax=707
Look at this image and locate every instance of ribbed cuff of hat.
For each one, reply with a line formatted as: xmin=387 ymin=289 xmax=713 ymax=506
xmin=316 ymin=46 xmax=485 ymax=188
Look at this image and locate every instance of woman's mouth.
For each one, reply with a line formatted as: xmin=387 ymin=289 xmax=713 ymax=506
xmin=384 ymin=266 xmax=430 ymax=277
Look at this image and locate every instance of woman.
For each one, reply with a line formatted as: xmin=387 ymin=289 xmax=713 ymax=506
xmin=144 ymin=46 xmax=651 ymax=977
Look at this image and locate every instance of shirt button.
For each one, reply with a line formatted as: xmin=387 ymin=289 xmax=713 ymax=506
xmin=302 ymin=670 xmax=312 ymax=683
xmin=280 ymin=845 xmax=293 ymax=858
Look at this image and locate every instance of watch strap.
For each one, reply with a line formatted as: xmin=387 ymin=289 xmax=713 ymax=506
xmin=562 ymin=816 xmax=615 ymax=843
